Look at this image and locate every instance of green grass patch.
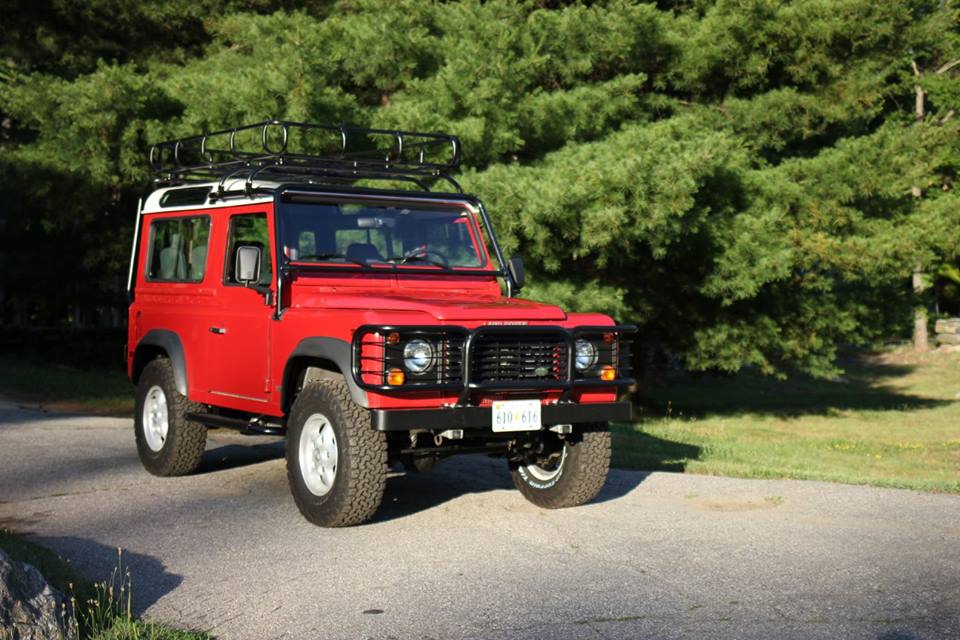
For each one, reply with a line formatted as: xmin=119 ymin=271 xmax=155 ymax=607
xmin=2 ymin=349 xmax=958 ymax=492
xmin=614 ymin=348 xmax=960 ymax=492
xmin=0 ymin=529 xmax=208 ymax=640
xmin=0 ymin=357 xmax=133 ymax=416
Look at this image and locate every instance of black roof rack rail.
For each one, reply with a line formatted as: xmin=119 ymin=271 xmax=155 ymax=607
xmin=148 ymin=120 xmax=463 ymax=194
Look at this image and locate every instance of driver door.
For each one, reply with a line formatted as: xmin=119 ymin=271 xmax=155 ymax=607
xmin=206 ymin=211 xmax=275 ymax=408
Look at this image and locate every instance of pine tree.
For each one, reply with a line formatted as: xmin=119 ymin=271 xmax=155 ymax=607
xmin=2 ymin=0 xmax=959 ymax=375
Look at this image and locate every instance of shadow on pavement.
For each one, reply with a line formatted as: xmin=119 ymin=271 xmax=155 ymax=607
xmin=372 ymin=453 xmax=650 ymax=524
xmin=876 ymin=632 xmax=922 ymax=640
xmin=197 ymin=436 xmax=284 ymax=474
xmin=27 ymin=534 xmax=182 ymax=616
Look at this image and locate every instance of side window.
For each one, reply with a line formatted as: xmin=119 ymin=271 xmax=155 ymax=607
xmin=146 ymin=216 xmax=210 ymax=282
xmin=224 ymin=213 xmax=273 ymax=286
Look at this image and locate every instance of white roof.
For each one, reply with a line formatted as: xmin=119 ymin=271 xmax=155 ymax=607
xmin=141 ymin=179 xmax=480 ymax=215
xmin=141 ymin=180 xmax=276 ymax=214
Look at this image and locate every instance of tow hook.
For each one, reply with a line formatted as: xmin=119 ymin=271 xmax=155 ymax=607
xmin=434 ymin=429 xmax=464 ymax=445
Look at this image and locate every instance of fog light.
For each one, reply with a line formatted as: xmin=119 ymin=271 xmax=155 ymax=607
xmin=600 ymin=365 xmax=616 ymax=381
xmin=387 ymin=368 xmax=405 ymax=386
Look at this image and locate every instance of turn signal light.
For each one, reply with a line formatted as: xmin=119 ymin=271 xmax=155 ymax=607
xmin=600 ymin=365 xmax=616 ymax=381
xmin=386 ymin=332 xmax=400 ymax=345
xmin=386 ymin=368 xmax=405 ymax=386
xmin=602 ymin=332 xmax=615 ymax=344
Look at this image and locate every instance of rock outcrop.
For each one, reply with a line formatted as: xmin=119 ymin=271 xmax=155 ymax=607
xmin=0 ymin=548 xmax=76 ymax=640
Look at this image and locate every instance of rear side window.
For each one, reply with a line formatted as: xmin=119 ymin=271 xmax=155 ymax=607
xmin=145 ymin=216 xmax=211 ymax=282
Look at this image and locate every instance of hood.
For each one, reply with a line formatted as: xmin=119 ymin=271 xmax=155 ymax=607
xmin=297 ymin=291 xmax=567 ymax=322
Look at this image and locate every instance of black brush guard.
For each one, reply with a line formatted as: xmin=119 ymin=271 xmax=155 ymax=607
xmin=351 ymin=324 xmax=636 ymax=432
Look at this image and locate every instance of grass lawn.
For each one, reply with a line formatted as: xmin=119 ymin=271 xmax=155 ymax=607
xmin=0 ymin=529 xmax=207 ymax=640
xmin=613 ymin=347 xmax=960 ymax=493
xmin=0 ymin=357 xmax=133 ymax=416
xmin=1 ymin=349 xmax=957 ymax=492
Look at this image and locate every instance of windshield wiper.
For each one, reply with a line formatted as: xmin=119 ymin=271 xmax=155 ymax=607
xmin=386 ymin=255 xmax=452 ymax=270
xmin=295 ymin=252 xmax=369 ymax=267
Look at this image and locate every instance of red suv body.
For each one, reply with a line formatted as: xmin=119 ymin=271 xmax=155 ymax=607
xmin=127 ymin=121 xmax=634 ymax=526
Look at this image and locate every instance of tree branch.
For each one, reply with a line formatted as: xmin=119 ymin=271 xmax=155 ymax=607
xmin=936 ymin=59 xmax=960 ymax=75
xmin=912 ymin=60 xmax=925 ymax=121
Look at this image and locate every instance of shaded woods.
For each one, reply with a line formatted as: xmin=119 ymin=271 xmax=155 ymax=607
xmin=2 ymin=0 xmax=960 ymax=377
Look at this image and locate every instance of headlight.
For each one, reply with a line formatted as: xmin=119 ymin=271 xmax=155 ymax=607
xmin=403 ymin=339 xmax=435 ymax=374
xmin=574 ymin=339 xmax=597 ymax=371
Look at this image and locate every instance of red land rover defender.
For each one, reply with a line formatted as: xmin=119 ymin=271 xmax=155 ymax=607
xmin=127 ymin=121 xmax=634 ymax=527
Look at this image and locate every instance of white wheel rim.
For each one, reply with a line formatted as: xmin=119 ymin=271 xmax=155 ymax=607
xmin=299 ymin=413 xmax=338 ymax=496
xmin=524 ymin=447 xmax=567 ymax=482
xmin=142 ymin=385 xmax=169 ymax=452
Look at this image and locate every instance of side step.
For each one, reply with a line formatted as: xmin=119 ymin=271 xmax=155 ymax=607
xmin=185 ymin=412 xmax=285 ymax=436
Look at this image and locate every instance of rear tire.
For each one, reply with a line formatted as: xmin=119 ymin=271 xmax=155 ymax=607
xmin=286 ymin=379 xmax=387 ymax=527
xmin=510 ymin=423 xmax=611 ymax=509
xmin=134 ymin=358 xmax=207 ymax=476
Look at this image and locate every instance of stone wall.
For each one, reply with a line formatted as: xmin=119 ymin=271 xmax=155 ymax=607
xmin=935 ymin=318 xmax=960 ymax=346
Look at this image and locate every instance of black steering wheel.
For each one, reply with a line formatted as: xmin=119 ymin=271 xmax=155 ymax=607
xmin=401 ymin=247 xmax=449 ymax=267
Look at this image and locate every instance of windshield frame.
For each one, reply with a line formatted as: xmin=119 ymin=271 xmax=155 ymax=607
xmin=272 ymin=187 xmax=512 ymax=314
xmin=282 ymin=198 xmax=489 ymax=271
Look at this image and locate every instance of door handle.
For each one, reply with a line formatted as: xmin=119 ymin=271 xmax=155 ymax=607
xmin=209 ymin=327 xmax=227 ymax=335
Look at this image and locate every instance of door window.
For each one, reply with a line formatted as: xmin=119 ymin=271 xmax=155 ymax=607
xmin=224 ymin=213 xmax=273 ymax=286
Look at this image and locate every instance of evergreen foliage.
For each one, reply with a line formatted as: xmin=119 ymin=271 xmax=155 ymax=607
xmin=2 ymin=0 xmax=959 ymax=377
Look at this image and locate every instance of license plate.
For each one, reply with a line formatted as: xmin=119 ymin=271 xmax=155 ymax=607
xmin=491 ymin=399 xmax=542 ymax=432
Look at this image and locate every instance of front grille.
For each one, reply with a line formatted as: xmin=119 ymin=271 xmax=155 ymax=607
xmin=472 ymin=333 xmax=568 ymax=383
xmin=435 ymin=335 xmax=466 ymax=384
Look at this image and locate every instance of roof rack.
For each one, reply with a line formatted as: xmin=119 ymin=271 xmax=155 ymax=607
xmin=148 ymin=120 xmax=463 ymax=195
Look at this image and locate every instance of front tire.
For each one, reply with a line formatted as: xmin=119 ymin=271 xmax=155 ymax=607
xmin=286 ymin=379 xmax=387 ymax=527
xmin=510 ymin=423 xmax=611 ymax=509
xmin=134 ymin=358 xmax=207 ymax=476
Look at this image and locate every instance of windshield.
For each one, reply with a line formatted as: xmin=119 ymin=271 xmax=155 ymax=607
xmin=280 ymin=201 xmax=488 ymax=269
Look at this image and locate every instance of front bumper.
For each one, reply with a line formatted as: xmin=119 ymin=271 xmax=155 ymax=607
xmin=371 ymin=401 xmax=632 ymax=432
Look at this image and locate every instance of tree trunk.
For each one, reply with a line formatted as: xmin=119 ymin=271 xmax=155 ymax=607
xmin=911 ymin=62 xmax=928 ymax=351
xmin=913 ymin=269 xmax=929 ymax=351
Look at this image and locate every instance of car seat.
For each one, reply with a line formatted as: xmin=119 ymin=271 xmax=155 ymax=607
xmin=346 ymin=242 xmax=383 ymax=263
xmin=159 ymin=233 xmax=187 ymax=280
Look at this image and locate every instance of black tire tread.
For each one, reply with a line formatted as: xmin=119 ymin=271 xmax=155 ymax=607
xmin=511 ymin=425 xmax=611 ymax=509
xmin=135 ymin=358 xmax=206 ymax=477
xmin=286 ymin=379 xmax=387 ymax=527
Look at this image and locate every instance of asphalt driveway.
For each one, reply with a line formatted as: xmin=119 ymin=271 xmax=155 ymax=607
xmin=0 ymin=399 xmax=958 ymax=639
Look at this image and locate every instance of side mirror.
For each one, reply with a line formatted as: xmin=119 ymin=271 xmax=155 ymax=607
xmin=508 ymin=254 xmax=525 ymax=293
xmin=235 ymin=245 xmax=262 ymax=285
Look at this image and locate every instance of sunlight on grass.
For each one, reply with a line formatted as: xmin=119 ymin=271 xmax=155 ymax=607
xmin=614 ymin=348 xmax=960 ymax=492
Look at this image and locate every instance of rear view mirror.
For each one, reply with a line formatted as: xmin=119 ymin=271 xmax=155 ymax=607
xmin=236 ymin=245 xmax=261 ymax=285
xmin=357 ymin=216 xmax=396 ymax=229
xmin=508 ymin=254 xmax=525 ymax=292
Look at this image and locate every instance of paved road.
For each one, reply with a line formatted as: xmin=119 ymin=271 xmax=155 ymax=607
xmin=0 ymin=400 xmax=958 ymax=640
